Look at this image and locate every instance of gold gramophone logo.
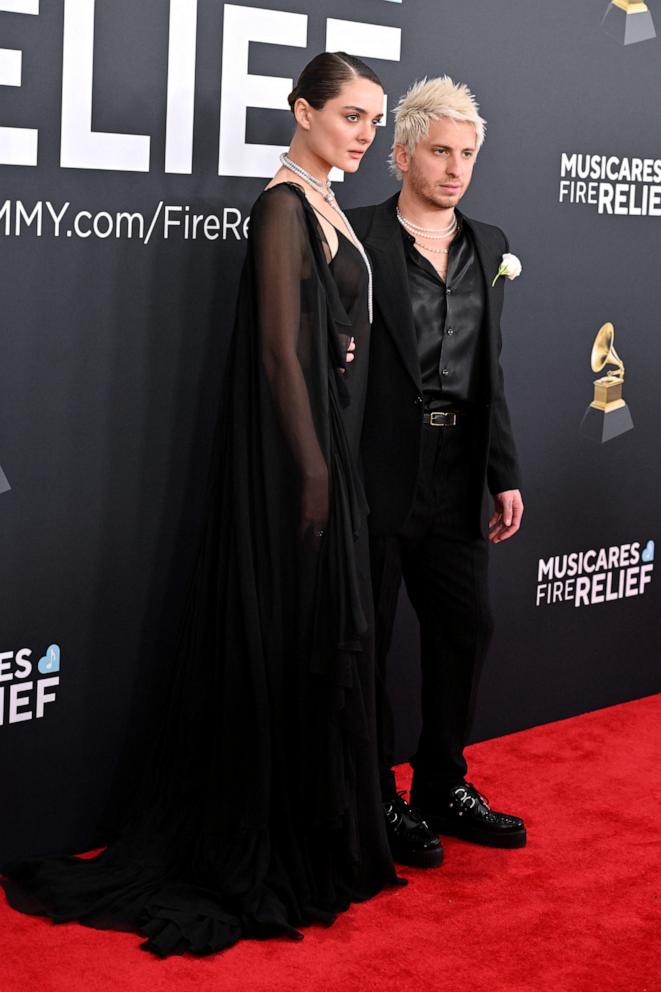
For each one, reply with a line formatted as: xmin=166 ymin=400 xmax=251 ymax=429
xmin=579 ymin=322 xmax=634 ymax=443
xmin=602 ymin=1 xmax=656 ymax=45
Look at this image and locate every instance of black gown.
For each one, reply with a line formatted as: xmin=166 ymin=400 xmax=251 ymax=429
xmin=2 ymin=183 xmax=401 ymax=957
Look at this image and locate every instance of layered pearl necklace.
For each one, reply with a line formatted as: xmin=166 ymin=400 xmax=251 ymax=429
xmin=396 ymin=206 xmax=458 ymax=254
xmin=279 ymin=152 xmax=373 ymax=323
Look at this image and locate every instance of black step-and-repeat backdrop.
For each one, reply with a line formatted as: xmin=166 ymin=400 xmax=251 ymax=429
xmin=2 ymin=0 xmax=660 ymax=862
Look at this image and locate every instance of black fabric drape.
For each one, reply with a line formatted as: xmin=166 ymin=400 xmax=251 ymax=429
xmin=2 ymin=184 xmax=400 ymax=957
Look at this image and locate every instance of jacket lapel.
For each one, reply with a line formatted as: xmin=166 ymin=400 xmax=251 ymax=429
xmin=364 ymin=195 xmax=422 ymax=392
xmin=458 ymin=212 xmax=504 ymax=401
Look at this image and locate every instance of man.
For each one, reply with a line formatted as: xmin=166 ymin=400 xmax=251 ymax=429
xmin=349 ymin=77 xmax=526 ymax=868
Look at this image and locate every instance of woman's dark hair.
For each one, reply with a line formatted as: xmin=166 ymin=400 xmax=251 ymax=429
xmin=287 ymin=52 xmax=382 ymax=113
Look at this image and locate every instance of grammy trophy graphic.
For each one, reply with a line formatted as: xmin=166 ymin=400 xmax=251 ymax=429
xmin=602 ymin=0 xmax=657 ymax=46
xmin=580 ymin=322 xmax=634 ymax=443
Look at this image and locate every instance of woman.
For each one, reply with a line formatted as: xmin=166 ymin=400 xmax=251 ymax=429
xmin=2 ymin=53 xmax=401 ymax=957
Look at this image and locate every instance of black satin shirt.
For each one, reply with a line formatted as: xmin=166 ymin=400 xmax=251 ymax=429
xmin=402 ymin=221 xmax=485 ymax=410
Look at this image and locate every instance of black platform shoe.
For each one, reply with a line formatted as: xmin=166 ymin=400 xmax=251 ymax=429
xmin=383 ymin=792 xmax=444 ymax=868
xmin=421 ymin=782 xmax=527 ymax=849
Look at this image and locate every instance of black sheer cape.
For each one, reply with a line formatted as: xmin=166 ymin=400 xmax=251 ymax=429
xmin=2 ymin=184 xmax=400 ymax=956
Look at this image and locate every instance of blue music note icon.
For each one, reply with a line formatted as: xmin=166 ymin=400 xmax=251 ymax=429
xmin=38 ymin=644 xmax=61 ymax=674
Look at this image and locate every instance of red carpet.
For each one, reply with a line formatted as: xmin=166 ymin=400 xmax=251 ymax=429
xmin=2 ymin=694 xmax=659 ymax=992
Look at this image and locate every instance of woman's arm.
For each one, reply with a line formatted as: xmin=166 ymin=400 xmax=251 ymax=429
xmin=252 ymin=186 xmax=328 ymax=541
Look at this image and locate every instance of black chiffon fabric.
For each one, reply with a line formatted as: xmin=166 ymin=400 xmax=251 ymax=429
xmin=2 ymin=183 xmax=401 ymax=957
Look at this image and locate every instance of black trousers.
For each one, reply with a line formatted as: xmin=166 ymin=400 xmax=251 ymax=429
xmin=370 ymin=417 xmax=494 ymax=802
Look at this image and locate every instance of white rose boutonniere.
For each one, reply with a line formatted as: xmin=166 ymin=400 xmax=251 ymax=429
xmin=491 ymin=252 xmax=522 ymax=287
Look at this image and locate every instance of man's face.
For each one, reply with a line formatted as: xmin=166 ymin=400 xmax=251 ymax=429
xmin=398 ymin=118 xmax=478 ymax=209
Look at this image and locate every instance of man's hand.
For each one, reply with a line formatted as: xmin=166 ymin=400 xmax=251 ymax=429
xmin=488 ymin=489 xmax=524 ymax=544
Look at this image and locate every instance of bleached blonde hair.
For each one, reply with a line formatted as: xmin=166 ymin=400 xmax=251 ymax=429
xmin=389 ymin=76 xmax=486 ymax=179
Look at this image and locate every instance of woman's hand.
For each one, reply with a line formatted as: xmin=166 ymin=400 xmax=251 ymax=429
xmin=337 ymin=335 xmax=355 ymax=374
xmin=300 ymin=468 xmax=329 ymax=550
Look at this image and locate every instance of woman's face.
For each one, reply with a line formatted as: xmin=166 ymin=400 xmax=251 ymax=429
xmin=300 ymin=77 xmax=384 ymax=173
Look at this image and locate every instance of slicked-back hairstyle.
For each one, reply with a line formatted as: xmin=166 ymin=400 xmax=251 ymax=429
xmin=389 ymin=76 xmax=486 ymax=179
xmin=288 ymin=52 xmax=382 ymax=113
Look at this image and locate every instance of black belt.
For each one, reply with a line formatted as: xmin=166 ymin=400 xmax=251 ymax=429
xmin=423 ymin=411 xmax=458 ymax=427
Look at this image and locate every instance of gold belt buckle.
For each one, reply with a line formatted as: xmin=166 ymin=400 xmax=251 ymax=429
xmin=429 ymin=411 xmax=457 ymax=427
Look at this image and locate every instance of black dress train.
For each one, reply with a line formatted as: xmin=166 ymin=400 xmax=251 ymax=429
xmin=2 ymin=183 xmax=401 ymax=957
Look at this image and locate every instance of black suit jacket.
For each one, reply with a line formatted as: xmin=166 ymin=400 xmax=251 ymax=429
xmin=348 ymin=194 xmax=522 ymax=536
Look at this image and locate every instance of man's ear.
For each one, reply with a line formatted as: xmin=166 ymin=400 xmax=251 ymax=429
xmin=293 ymin=98 xmax=313 ymax=131
xmin=392 ymin=143 xmax=410 ymax=174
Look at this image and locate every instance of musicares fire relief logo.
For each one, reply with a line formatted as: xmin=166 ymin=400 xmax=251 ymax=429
xmin=536 ymin=540 xmax=654 ymax=608
xmin=0 ymin=643 xmax=61 ymax=726
xmin=559 ymin=153 xmax=661 ymax=216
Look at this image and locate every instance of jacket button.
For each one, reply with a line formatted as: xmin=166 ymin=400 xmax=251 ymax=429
xmin=447 ymin=327 xmax=454 ymax=336
xmin=441 ymin=368 xmax=449 ymax=376
xmin=414 ymin=395 xmax=423 ymax=405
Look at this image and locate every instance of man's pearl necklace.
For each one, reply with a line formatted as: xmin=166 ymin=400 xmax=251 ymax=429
xmin=396 ymin=206 xmax=457 ymax=240
xmin=279 ymin=152 xmax=373 ymax=323
xmin=416 ymin=243 xmax=450 ymax=255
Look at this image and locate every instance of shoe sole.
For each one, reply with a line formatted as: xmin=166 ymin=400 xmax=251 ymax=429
xmin=389 ymin=844 xmax=445 ymax=868
xmin=428 ymin=817 xmax=527 ymax=849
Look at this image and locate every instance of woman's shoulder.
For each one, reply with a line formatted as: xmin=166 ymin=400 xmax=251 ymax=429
xmin=251 ymin=181 xmax=309 ymax=220
xmin=248 ymin=182 xmax=317 ymax=251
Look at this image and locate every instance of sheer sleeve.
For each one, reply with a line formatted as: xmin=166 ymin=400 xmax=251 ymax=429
xmin=249 ymin=185 xmax=329 ymax=539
